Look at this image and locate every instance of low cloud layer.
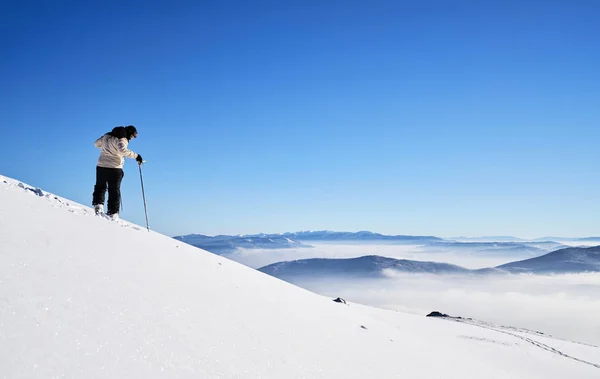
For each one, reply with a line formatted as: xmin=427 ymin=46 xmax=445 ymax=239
xmin=223 ymin=243 xmax=600 ymax=346
xmin=223 ymin=243 xmax=549 ymax=269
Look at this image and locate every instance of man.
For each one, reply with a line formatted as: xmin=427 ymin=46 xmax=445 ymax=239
xmin=92 ymin=125 xmax=143 ymax=220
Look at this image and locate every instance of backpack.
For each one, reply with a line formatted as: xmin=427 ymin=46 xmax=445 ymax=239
xmin=107 ymin=126 xmax=127 ymax=139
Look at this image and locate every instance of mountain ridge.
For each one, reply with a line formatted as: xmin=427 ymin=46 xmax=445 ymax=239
xmin=259 ymin=255 xmax=470 ymax=278
xmin=497 ymin=245 xmax=600 ymax=273
xmin=258 ymin=245 xmax=600 ymax=278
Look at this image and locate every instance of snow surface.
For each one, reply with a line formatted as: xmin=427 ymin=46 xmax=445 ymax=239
xmin=1 ymin=174 xmax=599 ymax=378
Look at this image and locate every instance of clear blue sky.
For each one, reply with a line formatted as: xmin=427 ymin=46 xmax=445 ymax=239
xmin=1 ymin=0 xmax=599 ymax=237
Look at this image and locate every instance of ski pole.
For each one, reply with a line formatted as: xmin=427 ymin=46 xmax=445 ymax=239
xmin=138 ymin=162 xmax=150 ymax=232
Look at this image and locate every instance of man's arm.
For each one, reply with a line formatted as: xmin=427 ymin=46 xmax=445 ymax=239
xmin=117 ymin=138 xmax=138 ymax=159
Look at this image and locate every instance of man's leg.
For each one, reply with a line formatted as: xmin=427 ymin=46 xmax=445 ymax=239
xmin=92 ymin=166 xmax=108 ymax=207
xmin=106 ymin=169 xmax=124 ymax=215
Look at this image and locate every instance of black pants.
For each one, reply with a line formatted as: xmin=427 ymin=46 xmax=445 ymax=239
xmin=92 ymin=166 xmax=124 ymax=215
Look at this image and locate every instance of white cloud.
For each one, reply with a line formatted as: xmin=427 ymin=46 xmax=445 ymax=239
xmin=223 ymin=242 xmax=546 ymax=269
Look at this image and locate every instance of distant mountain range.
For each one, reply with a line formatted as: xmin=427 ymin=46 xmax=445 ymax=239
xmin=173 ymin=234 xmax=309 ymax=254
xmin=173 ymin=230 xmax=585 ymax=256
xmin=173 ymin=231 xmax=443 ymax=255
xmin=258 ymin=246 xmax=600 ymax=278
xmin=173 ymin=231 xmax=600 ymax=275
xmin=277 ymin=231 xmax=443 ymax=243
xmin=451 ymin=236 xmax=600 ymax=243
xmin=533 ymin=236 xmax=600 ymax=242
xmin=450 ymin=236 xmax=529 ymax=242
xmin=259 ymin=255 xmax=469 ymax=278
xmin=420 ymin=241 xmax=564 ymax=256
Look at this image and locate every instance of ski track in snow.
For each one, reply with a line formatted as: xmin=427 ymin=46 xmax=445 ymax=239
xmin=448 ymin=317 xmax=600 ymax=369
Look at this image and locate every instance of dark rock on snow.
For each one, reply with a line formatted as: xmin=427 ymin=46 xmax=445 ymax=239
xmin=426 ymin=311 xmax=450 ymax=318
xmin=333 ymin=297 xmax=347 ymax=304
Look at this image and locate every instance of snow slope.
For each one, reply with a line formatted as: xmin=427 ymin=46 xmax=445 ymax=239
xmin=1 ymin=174 xmax=599 ymax=378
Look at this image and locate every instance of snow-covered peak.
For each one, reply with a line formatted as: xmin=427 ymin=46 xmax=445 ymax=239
xmin=1 ymin=174 xmax=599 ymax=378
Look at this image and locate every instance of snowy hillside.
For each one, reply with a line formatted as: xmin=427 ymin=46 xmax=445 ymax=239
xmin=1 ymin=174 xmax=599 ymax=378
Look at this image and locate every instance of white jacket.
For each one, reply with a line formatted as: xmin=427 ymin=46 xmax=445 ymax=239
xmin=94 ymin=134 xmax=139 ymax=169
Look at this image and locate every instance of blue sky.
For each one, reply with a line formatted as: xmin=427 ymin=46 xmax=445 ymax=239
xmin=2 ymin=0 xmax=599 ymax=237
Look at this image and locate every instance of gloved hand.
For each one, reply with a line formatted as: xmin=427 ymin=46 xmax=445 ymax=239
xmin=136 ymin=154 xmax=143 ymax=164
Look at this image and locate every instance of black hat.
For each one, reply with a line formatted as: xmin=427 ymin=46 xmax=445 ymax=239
xmin=125 ymin=125 xmax=138 ymax=139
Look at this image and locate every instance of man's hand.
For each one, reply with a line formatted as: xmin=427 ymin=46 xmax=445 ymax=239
xmin=136 ymin=154 xmax=143 ymax=164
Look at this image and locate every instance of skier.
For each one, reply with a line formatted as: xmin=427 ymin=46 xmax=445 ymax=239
xmin=92 ymin=125 xmax=143 ymax=220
